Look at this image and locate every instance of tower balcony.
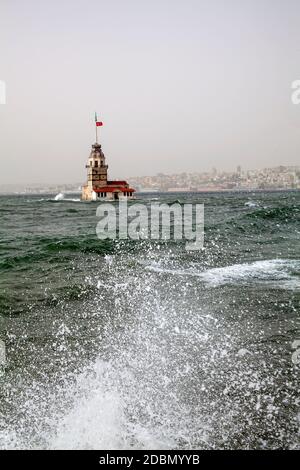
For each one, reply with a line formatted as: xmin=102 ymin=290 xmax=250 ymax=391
xmin=86 ymin=164 xmax=108 ymax=169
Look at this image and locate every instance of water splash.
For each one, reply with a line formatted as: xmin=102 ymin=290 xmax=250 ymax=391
xmin=54 ymin=193 xmax=65 ymax=201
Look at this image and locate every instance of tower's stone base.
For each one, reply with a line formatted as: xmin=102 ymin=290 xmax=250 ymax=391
xmin=81 ymin=185 xmax=94 ymax=201
xmin=81 ymin=185 xmax=135 ymax=201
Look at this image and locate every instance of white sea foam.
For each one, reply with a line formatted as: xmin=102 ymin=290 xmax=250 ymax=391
xmin=53 ymin=193 xmax=80 ymax=202
xmin=245 ymin=201 xmax=259 ymax=208
xmin=146 ymin=259 xmax=300 ymax=289
xmin=0 ymin=430 xmax=19 ymax=450
xmin=48 ymin=360 xmax=177 ymax=450
xmin=48 ymin=361 xmax=128 ymax=450
xmin=54 ymin=192 xmax=65 ymax=201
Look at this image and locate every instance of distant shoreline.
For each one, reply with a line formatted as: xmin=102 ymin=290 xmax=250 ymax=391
xmin=0 ymin=188 xmax=299 ymax=196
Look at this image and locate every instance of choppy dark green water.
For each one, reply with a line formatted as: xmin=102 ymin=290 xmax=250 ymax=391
xmin=0 ymin=191 xmax=299 ymax=449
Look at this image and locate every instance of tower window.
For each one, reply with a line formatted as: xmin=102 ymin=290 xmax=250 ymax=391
xmin=95 ymin=161 xmax=98 ymax=168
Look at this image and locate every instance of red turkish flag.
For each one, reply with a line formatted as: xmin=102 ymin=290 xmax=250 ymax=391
xmin=96 ymin=121 xmax=103 ymax=127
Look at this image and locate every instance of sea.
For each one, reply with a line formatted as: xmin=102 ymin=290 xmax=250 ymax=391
xmin=0 ymin=190 xmax=299 ymax=449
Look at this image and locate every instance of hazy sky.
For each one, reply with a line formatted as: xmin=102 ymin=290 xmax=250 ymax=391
xmin=1 ymin=0 xmax=300 ymax=184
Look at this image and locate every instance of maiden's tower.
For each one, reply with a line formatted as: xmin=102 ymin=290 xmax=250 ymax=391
xmin=81 ymin=115 xmax=135 ymax=201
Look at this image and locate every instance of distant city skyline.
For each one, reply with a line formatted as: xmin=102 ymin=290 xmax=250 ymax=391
xmin=0 ymin=164 xmax=298 ymax=193
xmin=1 ymin=0 xmax=300 ymax=185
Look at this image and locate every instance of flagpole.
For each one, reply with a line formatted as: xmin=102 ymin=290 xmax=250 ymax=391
xmin=95 ymin=111 xmax=98 ymax=144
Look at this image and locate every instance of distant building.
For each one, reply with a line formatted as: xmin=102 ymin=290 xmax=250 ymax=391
xmin=167 ymin=187 xmax=191 ymax=192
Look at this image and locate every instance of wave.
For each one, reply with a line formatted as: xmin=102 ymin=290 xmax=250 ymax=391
xmin=24 ymin=197 xmax=81 ymax=203
xmin=52 ymin=199 xmax=81 ymax=203
xmin=42 ymin=238 xmax=113 ymax=255
xmin=244 ymin=201 xmax=260 ymax=208
xmin=52 ymin=193 xmax=81 ymax=202
xmin=146 ymin=259 xmax=300 ymax=290
xmin=54 ymin=193 xmax=64 ymax=201
xmin=0 ymin=238 xmax=112 ymax=267
xmin=244 ymin=205 xmax=299 ymax=221
xmin=0 ymin=292 xmax=26 ymax=316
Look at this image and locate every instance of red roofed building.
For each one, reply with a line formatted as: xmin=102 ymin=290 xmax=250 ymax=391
xmin=81 ymin=133 xmax=135 ymax=201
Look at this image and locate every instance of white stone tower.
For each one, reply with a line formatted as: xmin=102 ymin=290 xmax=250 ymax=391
xmin=82 ymin=143 xmax=108 ymax=200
